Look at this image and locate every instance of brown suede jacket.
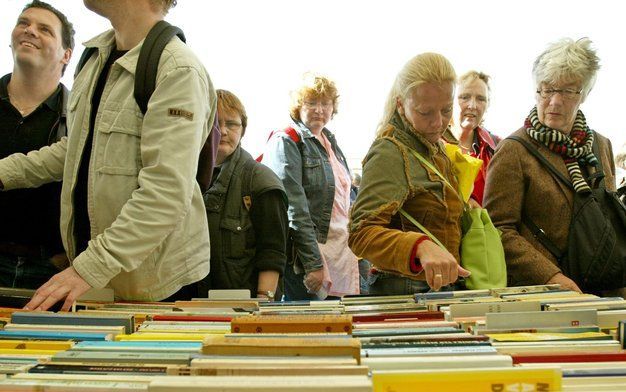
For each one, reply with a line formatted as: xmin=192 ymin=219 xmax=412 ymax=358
xmin=483 ymin=127 xmax=616 ymax=286
xmin=349 ymin=113 xmax=464 ymax=278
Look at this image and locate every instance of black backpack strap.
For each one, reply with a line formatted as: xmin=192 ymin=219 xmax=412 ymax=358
xmin=241 ymin=158 xmax=256 ymax=212
xmin=134 ymin=20 xmax=186 ymax=115
xmin=74 ymin=47 xmax=98 ymax=79
xmin=507 ymin=135 xmax=567 ymax=260
xmin=521 ymin=213 xmax=565 ymax=261
xmin=56 ymin=85 xmax=70 ymax=141
xmin=587 ymin=135 xmax=606 ymax=189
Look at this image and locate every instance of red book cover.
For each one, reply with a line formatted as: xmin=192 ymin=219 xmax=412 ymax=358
xmin=351 ymin=311 xmax=444 ymax=323
xmin=512 ymin=351 xmax=626 ymax=364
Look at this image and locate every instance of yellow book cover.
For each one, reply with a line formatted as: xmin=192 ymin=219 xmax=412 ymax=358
xmin=487 ymin=331 xmax=611 ymax=342
xmin=0 ymin=340 xmax=73 ymax=350
xmin=0 ymin=348 xmax=60 ymax=355
xmin=372 ymin=367 xmax=562 ymax=392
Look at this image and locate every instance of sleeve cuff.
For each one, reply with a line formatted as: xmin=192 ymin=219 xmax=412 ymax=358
xmin=254 ymin=249 xmax=287 ymax=274
xmin=72 ymin=248 xmax=118 ymax=289
xmin=409 ymin=236 xmax=429 ymax=274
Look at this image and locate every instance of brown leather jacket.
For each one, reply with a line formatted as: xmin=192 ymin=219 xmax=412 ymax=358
xmin=349 ymin=113 xmax=464 ymax=278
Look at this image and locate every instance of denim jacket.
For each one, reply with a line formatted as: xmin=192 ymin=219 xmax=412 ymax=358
xmin=263 ymin=120 xmax=351 ymax=273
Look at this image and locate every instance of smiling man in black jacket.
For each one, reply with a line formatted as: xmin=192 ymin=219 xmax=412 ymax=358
xmin=0 ymin=1 xmax=74 ymax=289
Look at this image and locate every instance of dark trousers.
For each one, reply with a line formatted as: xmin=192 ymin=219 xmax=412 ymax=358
xmin=282 ymin=265 xmax=343 ymax=301
xmin=283 ymin=265 xmax=317 ymax=301
xmin=0 ymin=253 xmax=61 ymax=289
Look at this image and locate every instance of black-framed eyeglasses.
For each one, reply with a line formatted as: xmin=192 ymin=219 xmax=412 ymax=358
xmin=536 ymin=88 xmax=583 ymax=100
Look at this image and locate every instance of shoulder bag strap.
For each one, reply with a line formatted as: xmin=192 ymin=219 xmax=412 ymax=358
xmin=507 ymin=135 xmax=566 ymax=260
xmin=404 ymin=146 xmax=453 ymax=190
xmin=399 ymin=146 xmax=454 ymax=250
xmin=399 ymin=208 xmax=445 ymax=250
xmin=507 ymin=136 xmax=574 ymax=190
xmin=588 ymin=135 xmax=606 ymax=189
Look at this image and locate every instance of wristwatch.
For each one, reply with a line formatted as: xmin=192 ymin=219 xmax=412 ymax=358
xmin=256 ymin=290 xmax=275 ymax=301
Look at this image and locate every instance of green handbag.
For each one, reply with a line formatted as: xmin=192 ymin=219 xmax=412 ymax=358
xmin=400 ymin=146 xmax=507 ymax=290
xmin=460 ymin=207 xmax=507 ymax=289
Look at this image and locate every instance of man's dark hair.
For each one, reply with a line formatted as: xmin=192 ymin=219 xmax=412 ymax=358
xmin=23 ymin=0 xmax=75 ymax=51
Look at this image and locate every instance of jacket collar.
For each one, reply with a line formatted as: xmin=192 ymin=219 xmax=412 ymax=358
xmin=388 ymin=111 xmax=443 ymax=157
xmin=83 ymin=29 xmax=143 ymax=75
xmin=292 ymin=118 xmax=337 ymax=144
xmin=212 ymin=144 xmax=242 ymax=191
xmin=476 ymin=126 xmax=497 ymax=150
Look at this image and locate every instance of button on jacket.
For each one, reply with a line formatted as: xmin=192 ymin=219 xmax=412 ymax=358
xmin=0 ymin=30 xmax=216 ymax=300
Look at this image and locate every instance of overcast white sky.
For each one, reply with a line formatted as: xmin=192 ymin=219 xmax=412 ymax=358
xmin=3 ymin=0 xmax=625 ymax=170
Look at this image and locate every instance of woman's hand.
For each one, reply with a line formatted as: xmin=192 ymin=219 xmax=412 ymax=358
xmin=303 ymin=268 xmax=324 ymax=293
xmin=25 ymin=266 xmax=92 ymax=311
xmin=547 ymin=272 xmax=582 ymax=293
xmin=416 ymin=240 xmax=471 ymax=291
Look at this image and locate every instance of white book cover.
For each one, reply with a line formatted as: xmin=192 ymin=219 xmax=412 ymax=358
xmin=485 ymin=309 xmax=597 ymax=329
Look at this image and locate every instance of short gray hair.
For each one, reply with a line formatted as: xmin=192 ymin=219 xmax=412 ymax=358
xmin=458 ymin=70 xmax=491 ymax=101
xmin=532 ymin=37 xmax=600 ymax=99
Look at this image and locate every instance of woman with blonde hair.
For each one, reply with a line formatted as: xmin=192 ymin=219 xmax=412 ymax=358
xmin=349 ymin=53 xmax=470 ymax=295
xmin=262 ymin=73 xmax=359 ymax=300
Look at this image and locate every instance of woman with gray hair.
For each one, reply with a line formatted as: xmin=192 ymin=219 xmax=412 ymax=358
xmin=484 ymin=38 xmax=618 ymax=292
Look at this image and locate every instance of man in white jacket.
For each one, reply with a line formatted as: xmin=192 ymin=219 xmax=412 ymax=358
xmin=0 ymin=0 xmax=215 ymax=310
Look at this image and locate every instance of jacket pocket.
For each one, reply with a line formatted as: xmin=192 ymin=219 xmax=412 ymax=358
xmin=302 ymin=156 xmax=323 ymax=189
xmin=97 ymin=109 xmax=142 ymax=173
xmin=220 ymin=217 xmax=253 ymax=260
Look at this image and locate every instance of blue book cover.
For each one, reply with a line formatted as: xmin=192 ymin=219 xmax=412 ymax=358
xmin=0 ymin=330 xmax=110 ymax=341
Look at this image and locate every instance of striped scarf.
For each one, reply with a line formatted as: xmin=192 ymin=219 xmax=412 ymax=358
xmin=525 ymin=106 xmax=598 ymax=193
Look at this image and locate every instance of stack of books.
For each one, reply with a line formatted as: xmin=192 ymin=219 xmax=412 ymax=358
xmin=1 ymin=284 xmax=626 ymax=391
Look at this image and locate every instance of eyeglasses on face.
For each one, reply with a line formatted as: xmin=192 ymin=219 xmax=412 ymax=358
xmin=302 ymin=100 xmax=334 ymax=110
xmin=219 ymin=120 xmax=242 ymax=132
xmin=536 ymin=87 xmax=583 ymax=100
